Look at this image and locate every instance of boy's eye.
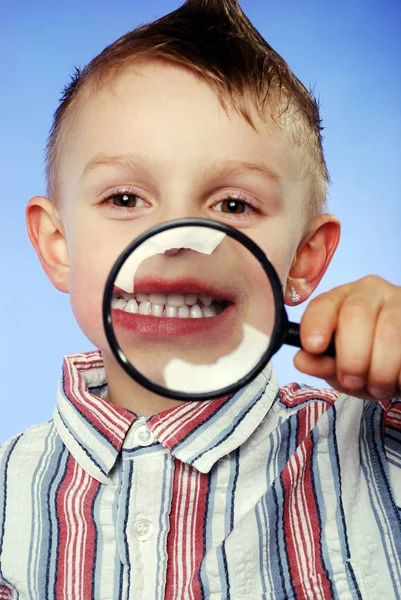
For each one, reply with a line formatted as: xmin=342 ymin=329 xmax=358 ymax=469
xmin=107 ymin=193 xmax=147 ymax=208
xmin=213 ymin=197 xmax=253 ymax=215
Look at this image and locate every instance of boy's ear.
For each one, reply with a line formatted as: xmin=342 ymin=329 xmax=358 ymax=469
xmin=285 ymin=214 xmax=340 ymax=306
xmin=26 ymin=196 xmax=70 ymax=293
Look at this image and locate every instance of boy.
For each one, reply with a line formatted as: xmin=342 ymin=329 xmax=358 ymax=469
xmin=1 ymin=0 xmax=400 ymax=598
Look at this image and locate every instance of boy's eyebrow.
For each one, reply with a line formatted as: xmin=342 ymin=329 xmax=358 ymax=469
xmin=81 ymin=154 xmax=152 ymax=180
xmin=205 ymin=159 xmax=282 ymax=185
xmin=80 ymin=153 xmax=281 ymax=185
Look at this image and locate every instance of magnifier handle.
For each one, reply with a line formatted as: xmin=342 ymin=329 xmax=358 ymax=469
xmin=286 ymin=321 xmax=336 ymax=358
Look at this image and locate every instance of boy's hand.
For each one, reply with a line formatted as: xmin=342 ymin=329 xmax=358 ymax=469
xmin=294 ymin=276 xmax=401 ymax=401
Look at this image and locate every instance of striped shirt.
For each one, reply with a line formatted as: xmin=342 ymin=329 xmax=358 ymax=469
xmin=0 ymin=350 xmax=401 ymax=600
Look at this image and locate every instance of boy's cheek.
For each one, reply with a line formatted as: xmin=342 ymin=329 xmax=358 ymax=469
xmin=64 ymin=218 xmax=140 ymax=349
xmin=68 ymin=256 xmax=112 ymax=350
xmin=70 ymin=284 xmax=109 ymax=350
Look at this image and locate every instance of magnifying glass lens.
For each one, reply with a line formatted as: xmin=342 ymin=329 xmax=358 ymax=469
xmin=108 ymin=225 xmax=276 ymax=396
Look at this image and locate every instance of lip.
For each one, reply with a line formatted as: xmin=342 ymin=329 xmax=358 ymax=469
xmin=113 ymin=276 xmax=237 ymax=303
xmin=110 ymin=276 xmax=239 ymax=342
xmin=111 ymin=302 xmax=237 ymax=340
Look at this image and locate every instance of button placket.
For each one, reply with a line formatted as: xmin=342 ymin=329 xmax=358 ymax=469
xmin=133 ymin=518 xmax=154 ymax=541
xmin=120 ymin=419 xmax=177 ymax=596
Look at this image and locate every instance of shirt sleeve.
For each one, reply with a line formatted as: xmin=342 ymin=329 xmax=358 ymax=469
xmin=0 ymin=437 xmax=22 ymax=600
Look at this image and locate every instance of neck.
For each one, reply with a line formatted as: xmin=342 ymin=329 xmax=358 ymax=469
xmin=102 ymin=350 xmax=186 ymax=416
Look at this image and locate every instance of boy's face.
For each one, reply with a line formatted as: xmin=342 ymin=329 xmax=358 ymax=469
xmin=48 ymin=62 xmax=315 ymax=361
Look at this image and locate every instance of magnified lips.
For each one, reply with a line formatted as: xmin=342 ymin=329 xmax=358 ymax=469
xmin=110 ymin=277 xmax=238 ymax=339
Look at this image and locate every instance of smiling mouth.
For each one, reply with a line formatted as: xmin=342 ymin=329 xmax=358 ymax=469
xmin=110 ymin=278 xmax=238 ymax=341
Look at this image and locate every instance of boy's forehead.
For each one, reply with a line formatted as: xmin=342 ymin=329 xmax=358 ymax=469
xmin=60 ymin=63 xmax=303 ymax=197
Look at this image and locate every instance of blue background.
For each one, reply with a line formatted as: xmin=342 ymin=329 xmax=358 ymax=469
xmin=1 ymin=0 xmax=400 ymax=441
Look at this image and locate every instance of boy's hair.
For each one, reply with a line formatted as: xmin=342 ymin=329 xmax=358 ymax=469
xmin=46 ymin=0 xmax=329 ymax=216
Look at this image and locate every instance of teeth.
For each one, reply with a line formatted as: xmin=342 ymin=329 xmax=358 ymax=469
xmin=149 ymin=293 xmax=167 ymax=305
xmin=112 ymin=298 xmax=127 ymax=310
xmin=190 ymin=304 xmax=203 ymax=318
xmin=125 ymin=298 xmax=138 ymax=313
xmin=184 ymin=294 xmax=197 ymax=306
xmin=178 ymin=305 xmax=190 ymax=318
xmin=139 ymin=301 xmax=152 ymax=315
xmin=167 ymin=294 xmax=185 ymax=307
xmin=199 ymin=295 xmax=212 ymax=307
xmin=152 ymin=304 xmax=164 ymax=317
xmin=166 ymin=305 xmax=178 ymax=317
xmin=112 ymin=291 xmax=225 ymax=318
xmin=202 ymin=306 xmax=217 ymax=317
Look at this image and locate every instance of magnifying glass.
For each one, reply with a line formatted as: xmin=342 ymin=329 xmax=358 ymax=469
xmin=103 ymin=218 xmax=335 ymax=401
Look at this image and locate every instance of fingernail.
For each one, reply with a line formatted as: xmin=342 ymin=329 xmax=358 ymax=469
xmin=307 ymin=333 xmax=325 ymax=349
xmin=369 ymin=386 xmax=394 ymax=399
xmin=343 ymin=375 xmax=365 ymax=390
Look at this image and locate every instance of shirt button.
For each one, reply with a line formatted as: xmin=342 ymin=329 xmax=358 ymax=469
xmin=133 ymin=518 xmax=154 ymax=541
xmin=134 ymin=424 xmax=155 ymax=446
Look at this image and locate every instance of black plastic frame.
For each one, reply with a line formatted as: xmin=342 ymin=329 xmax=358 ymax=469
xmin=103 ymin=218 xmax=291 ymax=401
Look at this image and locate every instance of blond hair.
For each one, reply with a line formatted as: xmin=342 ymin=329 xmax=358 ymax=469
xmin=45 ymin=0 xmax=329 ymax=214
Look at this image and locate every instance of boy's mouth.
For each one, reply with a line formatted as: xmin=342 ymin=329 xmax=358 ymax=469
xmin=109 ymin=278 xmax=238 ymax=340
xmin=111 ymin=278 xmax=234 ymax=319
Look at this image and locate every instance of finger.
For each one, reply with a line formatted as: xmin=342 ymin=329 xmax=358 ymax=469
xmin=335 ymin=292 xmax=382 ymax=391
xmin=294 ymin=350 xmax=336 ymax=380
xmin=367 ymin=299 xmax=401 ymax=399
xmin=300 ymin=286 xmax=350 ymax=354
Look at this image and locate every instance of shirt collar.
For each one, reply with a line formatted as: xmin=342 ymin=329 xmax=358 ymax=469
xmin=147 ymin=362 xmax=279 ymax=473
xmin=54 ymin=350 xmax=279 ymax=483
